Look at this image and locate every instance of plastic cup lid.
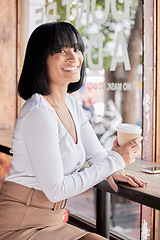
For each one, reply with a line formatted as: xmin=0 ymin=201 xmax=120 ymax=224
xmin=117 ymin=123 xmax=142 ymax=134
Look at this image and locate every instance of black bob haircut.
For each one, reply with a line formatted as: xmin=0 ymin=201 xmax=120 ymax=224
xmin=18 ymin=22 xmax=86 ymax=100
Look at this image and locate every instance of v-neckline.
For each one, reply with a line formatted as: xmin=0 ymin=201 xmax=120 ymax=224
xmin=42 ymin=95 xmax=79 ymax=146
xmin=57 ymin=102 xmax=79 ymax=145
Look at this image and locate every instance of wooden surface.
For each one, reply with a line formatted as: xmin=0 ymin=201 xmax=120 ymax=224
xmin=142 ymin=0 xmax=155 ymax=163
xmin=0 ymin=128 xmax=13 ymax=155
xmin=96 ymin=159 xmax=160 ymax=211
xmin=156 ymin=0 xmax=160 ymax=163
xmin=0 ymin=0 xmax=17 ymax=129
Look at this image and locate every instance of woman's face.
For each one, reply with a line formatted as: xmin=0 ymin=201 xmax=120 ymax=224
xmin=46 ymin=44 xmax=83 ymax=88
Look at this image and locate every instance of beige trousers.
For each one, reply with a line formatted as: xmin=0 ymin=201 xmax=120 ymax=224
xmin=0 ymin=181 xmax=87 ymax=240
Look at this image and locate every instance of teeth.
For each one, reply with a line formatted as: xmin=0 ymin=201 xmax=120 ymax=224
xmin=63 ymin=67 xmax=77 ymax=71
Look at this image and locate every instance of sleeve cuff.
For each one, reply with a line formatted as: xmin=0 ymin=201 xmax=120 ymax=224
xmin=108 ymin=150 xmax=126 ymax=169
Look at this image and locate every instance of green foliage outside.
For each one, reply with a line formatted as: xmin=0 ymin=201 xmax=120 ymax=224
xmin=45 ymin=0 xmax=139 ymax=71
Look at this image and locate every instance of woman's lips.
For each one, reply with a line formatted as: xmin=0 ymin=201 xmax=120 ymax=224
xmin=62 ymin=66 xmax=79 ymax=71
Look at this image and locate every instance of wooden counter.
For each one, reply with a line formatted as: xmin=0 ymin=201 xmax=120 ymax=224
xmin=96 ymin=159 xmax=160 ymax=211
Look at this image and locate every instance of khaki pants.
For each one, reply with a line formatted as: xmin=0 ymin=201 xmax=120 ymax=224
xmin=0 ymin=181 xmax=87 ymax=240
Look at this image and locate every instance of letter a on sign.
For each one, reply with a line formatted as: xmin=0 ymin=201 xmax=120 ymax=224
xmin=110 ymin=31 xmax=131 ymax=71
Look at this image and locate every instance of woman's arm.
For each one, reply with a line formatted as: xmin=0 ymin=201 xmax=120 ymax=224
xmin=21 ymin=106 xmax=125 ymax=203
xmin=79 ymin=103 xmax=141 ymax=166
xmin=79 ymin=103 xmax=146 ymax=191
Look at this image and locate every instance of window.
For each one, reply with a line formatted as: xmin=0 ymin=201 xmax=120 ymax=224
xmin=0 ymin=0 xmax=158 ymax=239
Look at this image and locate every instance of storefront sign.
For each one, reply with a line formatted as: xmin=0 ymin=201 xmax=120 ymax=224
xmin=85 ymin=82 xmax=132 ymax=91
xmin=35 ymin=0 xmax=131 ymax=72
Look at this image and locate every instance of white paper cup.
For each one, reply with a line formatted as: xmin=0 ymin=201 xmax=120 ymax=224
xmin=117 ymin=123 xmax=142 ymax=146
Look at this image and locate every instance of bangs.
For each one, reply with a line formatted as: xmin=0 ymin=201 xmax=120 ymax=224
xmin=18 ymin=22 xmax=86 ymax=100
xmin=48 ymin=22 xmax=85 ymax=55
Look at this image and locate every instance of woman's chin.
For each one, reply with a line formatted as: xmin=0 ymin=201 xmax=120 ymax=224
xmin=69 ymin=78 xmax=80 ymax=83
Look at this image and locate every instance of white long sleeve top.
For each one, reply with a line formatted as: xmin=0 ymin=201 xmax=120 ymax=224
xmin=6 ymin=93 xmax=125 ymax=203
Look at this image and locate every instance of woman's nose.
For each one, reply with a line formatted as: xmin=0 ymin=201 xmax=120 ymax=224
xmin=67 ymin=50 xmax=77 ymax=62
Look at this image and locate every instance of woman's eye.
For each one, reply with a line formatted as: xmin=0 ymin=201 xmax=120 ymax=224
xmin=57 ymin=49 xmax=66 ymax=54
xmin=74 ymin=48 xmax=81 ymax=52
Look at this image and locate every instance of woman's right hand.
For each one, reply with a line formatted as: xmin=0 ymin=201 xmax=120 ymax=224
xmin=112 ymin=136 xmax=143 ymax=166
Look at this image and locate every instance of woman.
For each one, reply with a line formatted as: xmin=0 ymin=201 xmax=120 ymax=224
xmin=0 ymin=22 xmax=146 ymax=240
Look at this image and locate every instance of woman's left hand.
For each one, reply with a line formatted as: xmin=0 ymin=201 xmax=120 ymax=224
xmin=107 ymin=169 xmax=148 ymax=192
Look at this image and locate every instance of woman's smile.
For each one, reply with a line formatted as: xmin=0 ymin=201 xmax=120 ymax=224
xmin=46 ymin=46 xmax=83 ymax=86
xmin=62 ymin=66 xmax=79 ymax=72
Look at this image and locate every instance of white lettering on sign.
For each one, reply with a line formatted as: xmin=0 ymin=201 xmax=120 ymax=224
xmin=106 ymin=83 xmax=122 ymax=91
xmin=87 ymin=33 xmax=103 ymax=70
xmin=123 ymin=82 xmax=132 ymax=91
xmin=62 ymin=0 xmax=72 ymax=22
xmin=91 ymin=0 xmax=110 ymax=25
xmin=110 ymin=31 xmax=131 ymax=71
xmin=91 ymin=0 xmax=129 ymax=25
xmin=76 ymin=0 xmax=90 ymax=28
xmin=46 ymin=2 xmax=57 ymax=22
xmin=106 ymin=82 xmax=132 ymax=91
xmin=35 ymin=7 xmax=44 ymax=25
xmin=34 ymin=0 xmax=131 ymax=72
xmin=111 ymin=0 xmax=130 ymax=20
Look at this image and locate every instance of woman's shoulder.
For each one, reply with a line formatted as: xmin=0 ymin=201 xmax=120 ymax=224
xmin=20 ymin=93 xmax=53 ymax=115
xmin=15 ymin=93 xmax=56 ymax=129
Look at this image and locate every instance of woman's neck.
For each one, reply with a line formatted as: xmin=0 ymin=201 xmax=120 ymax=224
xmin=45 ymin=84 xmax=68 ymax=109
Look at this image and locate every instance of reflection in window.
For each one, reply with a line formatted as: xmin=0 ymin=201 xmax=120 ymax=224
xmin=66 ymin=188 xmax=96 ymax=224
xmin=67 ymin=192 xmax=140 ymax=240
xmin=110 ymin=196 xmax=140 ymax=240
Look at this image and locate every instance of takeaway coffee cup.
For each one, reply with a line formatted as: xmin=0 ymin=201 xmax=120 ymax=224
xmin=117 ymin=123 xmax=142 ymax=146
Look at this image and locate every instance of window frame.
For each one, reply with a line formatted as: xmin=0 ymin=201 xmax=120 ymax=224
xmin=141 ymin=0 xmax=159 ymax=239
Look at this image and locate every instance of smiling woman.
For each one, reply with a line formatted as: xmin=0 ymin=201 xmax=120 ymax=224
xmin=46 ymin=45 xmax=83 ymax=88
xmin=0 ymin=22 xmax=146 ymax=240
xmin=18 ymin=22 xmax=86 ymax=100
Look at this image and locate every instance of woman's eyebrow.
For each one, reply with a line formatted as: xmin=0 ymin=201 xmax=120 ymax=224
xmin=73 ymin=43 xmax=80 ymax=48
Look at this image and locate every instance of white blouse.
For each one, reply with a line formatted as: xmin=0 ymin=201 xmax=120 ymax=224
xmin=6 ymin=93 xmax=125 ymax=202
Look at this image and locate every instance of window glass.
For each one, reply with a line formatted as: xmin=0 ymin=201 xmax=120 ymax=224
xmin=110 ymin=197 xmax=140 ymax=239
xmin=66 ymin=188 xmax=96 ymax=224
xmin=27 ymin=1 xmax=142 ymax=239
xmin=67 ymin=192 xmax=141 ymax=240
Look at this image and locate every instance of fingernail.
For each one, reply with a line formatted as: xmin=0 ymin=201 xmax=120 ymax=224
xmin=142 ymin=183 xmax=147 ymax=187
